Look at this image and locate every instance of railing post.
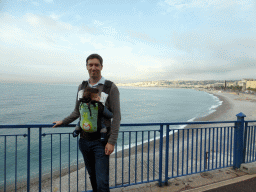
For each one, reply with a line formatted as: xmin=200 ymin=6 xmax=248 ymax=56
xmin=165 ymin=125 xmax=169 ymax=185
xmin=27 ymin=128 xmax=31 ymax=192
xmin=39 ymin=127 xmax=42 ymax=192
xmin=4 ymin=136 xmax=6 ymax=192
xmin=243 ymin=122 xmax=248 ymax=163
xmin=159 ymin=125 xmax=163 ymax=187
xmin=233 ymin=112 xmax=246 ymax=169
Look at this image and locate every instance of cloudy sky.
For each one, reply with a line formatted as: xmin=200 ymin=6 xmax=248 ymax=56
xmin=0 ymin=0 xmax=255 ymax=83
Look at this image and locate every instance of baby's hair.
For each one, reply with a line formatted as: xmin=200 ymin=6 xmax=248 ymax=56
xmin=83 ymin=87 xmax=99 ymax=99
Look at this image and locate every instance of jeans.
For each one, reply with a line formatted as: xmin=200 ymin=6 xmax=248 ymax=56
xmin=79 ymin=138 xmax=109 ymax=192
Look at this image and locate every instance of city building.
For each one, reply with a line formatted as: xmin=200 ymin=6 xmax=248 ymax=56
xmin=246 ymin=80 xmax=256 ymax=89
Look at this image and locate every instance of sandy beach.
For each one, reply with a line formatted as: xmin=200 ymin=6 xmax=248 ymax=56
xmin=16 ymin=91 xmax=256 ymax=192
xmin=199 ymin=91 xmax=256 ymax=122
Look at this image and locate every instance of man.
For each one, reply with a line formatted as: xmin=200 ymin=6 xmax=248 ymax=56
xmin=53 ymin=53 xmax=121 ymax=192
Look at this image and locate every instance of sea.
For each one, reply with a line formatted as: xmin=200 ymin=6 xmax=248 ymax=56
xmin=0 ymin=81 xmax=222 ymax=186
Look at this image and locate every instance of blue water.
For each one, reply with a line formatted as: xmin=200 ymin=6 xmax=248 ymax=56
xmin=0 ymin=81 xmax=221 ymax=185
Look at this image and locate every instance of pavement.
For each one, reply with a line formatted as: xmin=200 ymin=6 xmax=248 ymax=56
xmin=111 ymin=165 xmax=256 ymax=192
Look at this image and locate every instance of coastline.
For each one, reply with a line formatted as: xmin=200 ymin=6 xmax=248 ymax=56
xmin=195 ymin=93 xmax=230 ymax=122
xmin=186 ymin=92 xmax=231 ymax=128
xmin=205 ymin=91 xmax=256 ymax=121
xmin=15 ymin=90 xmax=256 ymax=191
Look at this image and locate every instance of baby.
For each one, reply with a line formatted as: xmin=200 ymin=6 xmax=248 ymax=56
xmin=72 ymin=87 xmax=113 ymax=141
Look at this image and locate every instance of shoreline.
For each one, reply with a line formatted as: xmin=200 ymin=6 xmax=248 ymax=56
xmin=187 ymin=92 xmax=231 ymax=126
xmin=15 ymin=90 xmax=256 ymax=191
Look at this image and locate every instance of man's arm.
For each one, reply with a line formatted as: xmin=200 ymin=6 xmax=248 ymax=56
xmin=107 ymin=83 xmax=121 ymax=146
xmin=52 ymin=84 xmax=82 ymax=127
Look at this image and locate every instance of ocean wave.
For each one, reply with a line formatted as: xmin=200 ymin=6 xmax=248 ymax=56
xmin=203 ymin=93 xmax=223 ymax=117
xmin=184 ymin=92 xmax=223 ymax=123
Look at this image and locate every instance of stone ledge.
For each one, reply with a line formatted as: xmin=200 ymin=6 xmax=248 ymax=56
xmin=240 ymin=162 xmax=256 ymax=174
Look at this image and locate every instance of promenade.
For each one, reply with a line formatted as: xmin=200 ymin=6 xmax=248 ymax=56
xmin=112 ymin=167 xmax=256 ymax=192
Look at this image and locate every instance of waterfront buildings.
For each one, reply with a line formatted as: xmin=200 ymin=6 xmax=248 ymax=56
xmin=117 ymin=79 xmax=256 ymax=91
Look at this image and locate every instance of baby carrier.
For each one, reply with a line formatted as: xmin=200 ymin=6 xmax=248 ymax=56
xmin=79 ymin=80 xmax=113 ymax=133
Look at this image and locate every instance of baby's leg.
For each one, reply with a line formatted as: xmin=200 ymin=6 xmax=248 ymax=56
xmin=103 ymin=107 xmax=113 ymax=118
xmin=100 ymin=118 xmax=107 ymax=141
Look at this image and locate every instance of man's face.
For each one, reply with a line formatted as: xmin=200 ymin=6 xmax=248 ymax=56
xmin=86 ymin=58 xmax=103 ymax=79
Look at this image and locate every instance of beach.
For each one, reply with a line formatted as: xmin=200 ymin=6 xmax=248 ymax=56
xmin=200 ymin=91 xmax=256 ymax=122
xmin=16 ymin=91 xmax=256 ymax=192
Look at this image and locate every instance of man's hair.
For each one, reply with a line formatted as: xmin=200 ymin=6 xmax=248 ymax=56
xmin=86 ymin=54 xmax=103 ymax=66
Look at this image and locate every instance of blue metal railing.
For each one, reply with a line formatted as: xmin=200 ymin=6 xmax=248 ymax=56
xmin=163 ymin=126 xmax=235 ymax=182
xmin=1 ymin=113 xmax=256 ymax=191
xmin=244 ymin=120 xmax=256 ymax=164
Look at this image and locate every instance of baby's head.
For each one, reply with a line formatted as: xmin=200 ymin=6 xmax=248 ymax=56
xmin=83 ymin=87 xmax=100 ymax=101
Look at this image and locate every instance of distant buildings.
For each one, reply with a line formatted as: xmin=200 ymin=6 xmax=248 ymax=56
xmin=117 ymin=79 xmax=256 ymax=91
xmin=246 ymin=80 xmax=256 ymax=89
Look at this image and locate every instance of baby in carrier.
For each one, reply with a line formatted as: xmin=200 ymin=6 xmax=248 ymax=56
xmin=72 ymin=87 xmax=113 ymax=141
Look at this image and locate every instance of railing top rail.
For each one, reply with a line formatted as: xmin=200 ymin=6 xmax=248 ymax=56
xmin=0 ymin=124 xmax=75 ymax=129
xmin=0 ymin=120 xmax=238 ymax=129
xmin=121 ymin=121 xmax=236 ymax=126
xmin=245 ymin=120 xmax=256 ymax=123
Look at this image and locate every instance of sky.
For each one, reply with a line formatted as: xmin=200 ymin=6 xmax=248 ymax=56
xmin=0 ymin=0 xmax=256 ymax=83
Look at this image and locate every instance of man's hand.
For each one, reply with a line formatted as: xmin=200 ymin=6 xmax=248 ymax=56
xmin=105 ymin=143 xmax=114 ymax=155
xmin=52 ymin=120 xmax=63 ymax=128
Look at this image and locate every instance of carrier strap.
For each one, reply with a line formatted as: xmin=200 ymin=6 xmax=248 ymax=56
xmin=102 ymin=80 xmax=113 ymax=95
xmin=81 ymin=80 xmax=113 ymax=95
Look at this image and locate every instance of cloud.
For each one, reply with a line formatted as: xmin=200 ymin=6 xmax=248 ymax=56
xmin=26 ymin=13 xmax=40 ymax=25
xmin=163 ymin=0 xmax=253 ymax=9
xmin=146 ymin=57 xmax=256 ymax=81
xmin=102 ymin=26 xmax=118 ymax=36
xmin=0 ymin=13 xmax=171 ymax=83
xmin=50 ymin=13 xmax=61 ymax=20
xmin=94 ymin=20 xmax=104 ymax=27
xmin=158 ymin=0 xmax=255 ymax=19
xmin=0 ymin=13 xmax=78 ymax=52
xmin=163 ymin=0 xmax=190 ymax=9
xmin=170 ymin=28 xmax=256 ymax=60
xmin=151 ymin=36 xmax=256 ymax=81
xmin=100 ymin=49 xmax=176 ymax=82
xmin=1 ymin=2 xmax=255 ymax=84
